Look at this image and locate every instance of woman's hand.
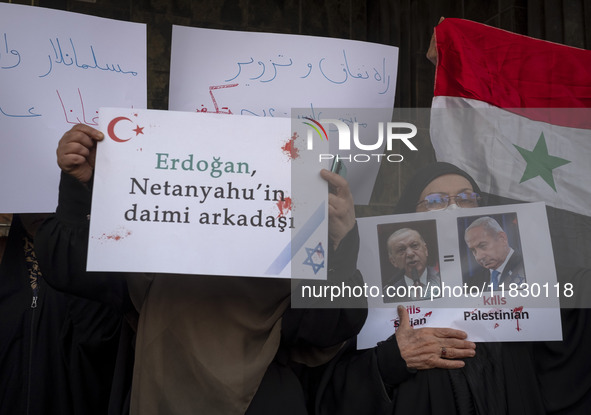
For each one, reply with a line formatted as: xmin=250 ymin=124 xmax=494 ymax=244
xmin=395 ymin=305 xmax=476 ymax=369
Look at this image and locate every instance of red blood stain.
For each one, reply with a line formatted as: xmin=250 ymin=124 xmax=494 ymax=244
xmin=100 ymin=229 xmax=132 ymax=242
xmin=313 ymin=245 xmax=324 ymax=259
xmin=281 ymin=132 xmax=300 ymax=160
xmin=277 ymin=197 xmax=292 ymax=217
xmin=513 ymin=306 xmax=524 ymax=331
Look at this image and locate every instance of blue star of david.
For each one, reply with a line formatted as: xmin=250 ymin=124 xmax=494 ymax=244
xmin=303 ymin=242 xmax=325 ymax=274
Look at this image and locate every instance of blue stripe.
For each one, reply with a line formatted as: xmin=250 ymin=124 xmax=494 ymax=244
xmin=265 ymin=201 xmax=326 ymax=276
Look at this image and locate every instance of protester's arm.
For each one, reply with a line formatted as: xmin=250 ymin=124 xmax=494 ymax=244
xmin=314 ymin=305 xmax=476 ymax=414
xmin=281 ymin=170 xmax=367 ymax=349
xmin=426 ymin=17 xmax=445 ymax=65
xmin=282 ymin=223 xmax=367 ymax=349
xmin=35 ymin=125 xmax=128 ymax=311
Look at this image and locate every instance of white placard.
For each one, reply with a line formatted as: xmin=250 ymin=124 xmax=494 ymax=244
xmin=169 ymin=25 xmax=398 ymax=204
xmin=0 ymin=3 xmax=146 ymax=212
xmin=88 ymin=107 xmax=328 ymax=279
xmin=356 ymin=202 xmax=562 ymax=347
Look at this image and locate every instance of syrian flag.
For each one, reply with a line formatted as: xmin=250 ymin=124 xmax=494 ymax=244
xmin=430 ymin=18 xmax=591 ymax=269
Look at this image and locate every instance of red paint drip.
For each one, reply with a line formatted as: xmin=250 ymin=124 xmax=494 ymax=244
xmin=281 ymin=132 xmax=300 ymax=160
xmin=513 ymin=306 xmax=524 ymax=331
xmin=100 ymin=229 xmax=132 ymax=242
xmin=277 ymin=197 xmax=292 ymax=217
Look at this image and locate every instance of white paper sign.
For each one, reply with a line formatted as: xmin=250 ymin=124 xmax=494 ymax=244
xmin=0 ymin=3 xmax=146 ymax=213
xmin=169 ymin=25 xmax=398 ymax=204
xmin=355 ymin=202 xmax=562 ymax=347
xmin=88 ymin=107 xmax=328 ymax=279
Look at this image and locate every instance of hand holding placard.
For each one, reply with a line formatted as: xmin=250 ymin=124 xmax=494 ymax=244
xmin=57 ymin=124 xmax=105 ymax=184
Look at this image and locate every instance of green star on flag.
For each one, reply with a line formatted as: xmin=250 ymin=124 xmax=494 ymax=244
xmin=513 ymin=133 xmax=571 ymax=192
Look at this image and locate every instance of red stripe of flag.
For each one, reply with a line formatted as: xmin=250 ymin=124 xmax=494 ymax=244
xmin=433 ymin=18 xmax=591 ymax=128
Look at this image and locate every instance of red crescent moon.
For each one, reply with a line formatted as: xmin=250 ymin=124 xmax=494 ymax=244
xmin=108 ymin=116 xmax=133 ymax=142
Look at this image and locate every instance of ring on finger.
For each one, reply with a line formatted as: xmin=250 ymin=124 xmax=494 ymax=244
xmin=441 ymin=346 xmax=447 ymax=358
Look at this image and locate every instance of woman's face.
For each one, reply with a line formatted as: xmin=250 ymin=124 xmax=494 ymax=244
xmin=415 ymin=174 xmax=475 ymax=213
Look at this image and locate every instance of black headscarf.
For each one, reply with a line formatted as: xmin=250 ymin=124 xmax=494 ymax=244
xmin=394 ymin=162 xmax=483 ymax=214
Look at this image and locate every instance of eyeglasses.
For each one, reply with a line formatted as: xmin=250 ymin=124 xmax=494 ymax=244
xmin=416 ymin=192 xmax=481 ymax=211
